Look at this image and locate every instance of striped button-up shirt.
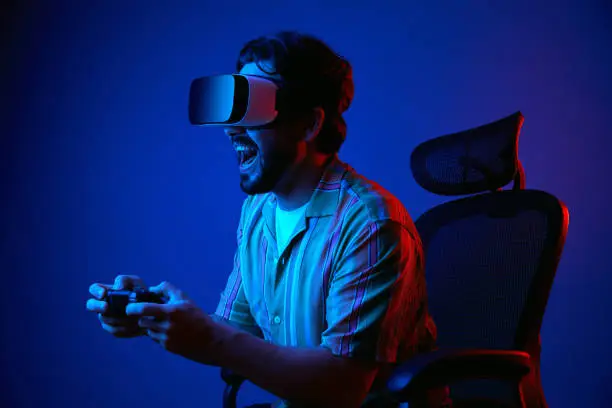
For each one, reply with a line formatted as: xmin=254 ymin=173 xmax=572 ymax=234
xmin=215 ymin=156 xmax=436 ymax=405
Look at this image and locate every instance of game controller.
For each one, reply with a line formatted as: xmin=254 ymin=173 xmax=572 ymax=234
xmin=103 ymin=288 xmax=167 ymax=318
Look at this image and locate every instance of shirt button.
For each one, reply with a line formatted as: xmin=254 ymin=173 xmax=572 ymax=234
xmin=273 ymin=316 xmax=281 ymax=324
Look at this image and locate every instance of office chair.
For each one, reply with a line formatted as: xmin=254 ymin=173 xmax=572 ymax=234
xmin=222 ymin=112 xmax=569 ymax=408
xmin=387 ymin=111 xmax=569 ymax=407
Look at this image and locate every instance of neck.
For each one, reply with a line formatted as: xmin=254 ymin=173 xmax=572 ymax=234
xmin=273 ymin=152 xmax=333 ymax=211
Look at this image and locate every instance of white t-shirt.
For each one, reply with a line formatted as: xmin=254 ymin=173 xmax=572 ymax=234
xmin=275 ymin=202 xmax=308 ymax=252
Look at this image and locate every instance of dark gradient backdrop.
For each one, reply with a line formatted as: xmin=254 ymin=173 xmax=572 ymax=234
xmin=2 ymin=1 xmax=611 ymax=407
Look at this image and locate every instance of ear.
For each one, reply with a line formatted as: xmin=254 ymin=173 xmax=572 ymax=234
xmin=304 ymin=107 xmax=325 ymax=143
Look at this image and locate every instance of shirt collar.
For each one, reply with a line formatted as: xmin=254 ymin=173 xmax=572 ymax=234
xmin=261 ymin=155 xmax=348 ymax=237
xmin=306 ymin=154 xmax=347 ymax=217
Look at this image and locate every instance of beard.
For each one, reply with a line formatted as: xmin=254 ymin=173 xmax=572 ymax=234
xmin=239 ymin=141 xmax=298 ymax=195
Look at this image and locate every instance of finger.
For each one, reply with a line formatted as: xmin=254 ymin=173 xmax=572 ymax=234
xmin=125 ymin=302 xmax=169 ymax=318
xmin=89 ymin=283 xmax=111 ymax=300
xmin=138 ymin=317 xmax=168 ymax=332
xmin=100 ymin=322 xmax=127 ymax=335
xmin=146 ymin=330 xmax=167 ymax=344
xmin=87 ymin=298 xmax=108 ymax=313
xmin=149 ymin=281 xmax=183 ymax=302
xmin=113 ymin=275 xmax=145 ymax=290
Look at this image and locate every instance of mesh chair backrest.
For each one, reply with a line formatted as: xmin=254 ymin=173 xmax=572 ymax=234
xmin=419 ymin=191 xmax=567 ymax=349
xmin=417 ymin=190 xmax=568 ymax=403
xmin=410 ymin=111 xmax=569 ymax=404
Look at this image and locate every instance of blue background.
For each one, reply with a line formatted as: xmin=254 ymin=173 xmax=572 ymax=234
xmin=2 ymin=0 xmax=611 ymax=407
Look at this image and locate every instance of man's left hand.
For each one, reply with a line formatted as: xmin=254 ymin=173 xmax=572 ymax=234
xmin=125 ymin=281 xmax=229 ymax=366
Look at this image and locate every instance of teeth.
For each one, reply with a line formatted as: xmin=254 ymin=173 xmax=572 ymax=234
xmin=234 ymin=142 xmax=257 ymax=153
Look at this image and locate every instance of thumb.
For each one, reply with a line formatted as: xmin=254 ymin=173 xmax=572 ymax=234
xmin=149 ymin=281 xmax=184 ymax=302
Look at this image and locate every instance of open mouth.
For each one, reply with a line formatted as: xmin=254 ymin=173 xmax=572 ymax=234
xmin=233 ymin=138 xmax=259 ymax=171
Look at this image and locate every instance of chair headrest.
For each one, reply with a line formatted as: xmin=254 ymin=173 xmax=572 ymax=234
xmin=410 ymin=111 xmax=525 ymax=196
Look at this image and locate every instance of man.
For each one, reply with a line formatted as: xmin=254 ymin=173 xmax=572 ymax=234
xmin=86 ymin=31 xmax=441 ymax=408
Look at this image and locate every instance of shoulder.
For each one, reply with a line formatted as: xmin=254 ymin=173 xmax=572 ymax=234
xmin=329 ymin=161 xmax=422 ymax=257
xmin=338 ymin=162 xmax=414 ymax=228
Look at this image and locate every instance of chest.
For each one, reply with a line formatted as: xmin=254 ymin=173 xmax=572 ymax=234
xmin=240 ymin=216 xmax=341 ymax=343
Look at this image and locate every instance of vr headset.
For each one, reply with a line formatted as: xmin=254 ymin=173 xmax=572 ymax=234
xmin=188 ymin=74 xmax=284 ymax=128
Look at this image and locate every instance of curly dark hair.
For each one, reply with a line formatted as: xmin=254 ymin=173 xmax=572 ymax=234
xmin=236 ymin=31 xmax=354 ymax=154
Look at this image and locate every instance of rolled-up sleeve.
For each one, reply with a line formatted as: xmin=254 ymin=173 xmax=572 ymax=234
xmin=320 ymin=218 xmax=427 ymax=363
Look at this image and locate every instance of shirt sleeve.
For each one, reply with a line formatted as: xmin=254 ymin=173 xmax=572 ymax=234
xmin=320 ymin=217 xmax=431 ymax=363
xmin=214 ymin=199 xmax=262 ymax=337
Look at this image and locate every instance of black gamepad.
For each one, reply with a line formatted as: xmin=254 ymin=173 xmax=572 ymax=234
xmin=103 ymin=288 xmax=167 ymax=318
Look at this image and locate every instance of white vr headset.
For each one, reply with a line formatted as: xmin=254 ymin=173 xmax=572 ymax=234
xmin=188 ymin=74 xmax=284 ymax=128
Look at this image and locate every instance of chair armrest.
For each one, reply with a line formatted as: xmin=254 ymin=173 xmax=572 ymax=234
xmin=221 ymin=368 xmax=247 ymax=408
xmin=221 ymin=368 xmax=246 ymax=386
xmin=386 ymin=348 xmax=531 ymax=401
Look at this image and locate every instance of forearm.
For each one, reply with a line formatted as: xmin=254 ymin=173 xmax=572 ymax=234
xmin=207 ymin=325 xmax=367 ymax=408
xmin=209 ymin=313 xmax=263 ymax=338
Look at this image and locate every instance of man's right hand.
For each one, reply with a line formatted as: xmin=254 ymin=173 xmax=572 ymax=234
xmin=86 ymin=274 xmax=147 ymax=338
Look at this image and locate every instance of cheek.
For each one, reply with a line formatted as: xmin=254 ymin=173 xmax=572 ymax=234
xmin=247 ymin=127 xmax=301 ymax=157
xmin=248 ymin=129 xmax=281 ymax=154
xmin=246 ymin=129 xmax=271 ymax=150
